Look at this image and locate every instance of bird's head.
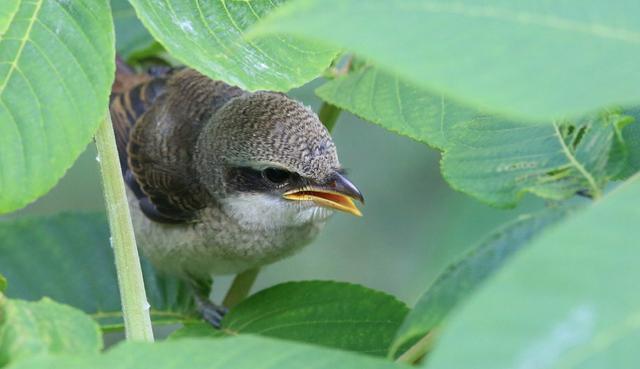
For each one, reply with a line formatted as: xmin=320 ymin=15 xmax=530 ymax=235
xmin=195 ymin=91 xmax=363 ymax=229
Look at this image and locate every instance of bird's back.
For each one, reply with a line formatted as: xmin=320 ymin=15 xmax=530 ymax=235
xmin=109 ymin=64 xmax=244 ymax=223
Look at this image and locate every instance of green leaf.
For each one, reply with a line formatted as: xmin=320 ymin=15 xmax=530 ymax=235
xmin=170 ymin=281 xmax=409 ymax=357
xmin=0 ymin=0 xmax=115 ymax=214
xmin=618 ymin=107 xmax=640 ymax=178
xmin=249 ymin=1 xmax=640 ymax=121
xmin=168 ymin=322 xmax=226 ymax=340
xmin=424 ymin=174 xmax=640 ymax=369
xmin=318 ymin=67 xmax=633 ymax=207
xmin=9 ymin=336 xmax=407 ymax=369
xmin=112 ymin=0 xmax=155 ymax=59
xmin=127 ymin=0 xmax=337 ymax=91
xmin=0 ymin=212 xmax=195 ymax=330
xmin=441 ymin=113 xmax=626 ymax=207
xmin=0 ymin=274 xmax=6 ymax=293
xmin=0 ymin=295 xmax=101 ymax=367
xmin=0 ymin=0 xmax=19 ymax=36
xmin=390 ymin=209 xmax=568 ymax=357
xmin=316 ymin=67 xmax=477 ymax=150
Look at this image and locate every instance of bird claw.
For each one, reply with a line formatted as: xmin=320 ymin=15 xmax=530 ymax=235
xmin=196 ymin=297 xmax=228 ymax=329
xmin=187 ymin=276 xmax=227 ymax=328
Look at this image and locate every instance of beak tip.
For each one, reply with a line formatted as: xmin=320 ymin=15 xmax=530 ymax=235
xmin=334 ymin=171 xmax=364 ymax=203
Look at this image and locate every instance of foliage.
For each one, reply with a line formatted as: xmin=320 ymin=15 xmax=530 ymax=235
xmin=0 ymin=0 xmax=114 ymax=213
xmin=112 ymin=0 xmax=155 ymax=59
xmin=619 ymin=108 xmax=640 ymax=177
xmin=424 ymin=174 xmax=640 ymax=369
xmin=171 ymin=281 xmax=409 ymax=356
xmin=0 ymin=213 xmax=194 ymax=330
xmin=316 ymin=67 xmax=457 ymax=151
xmin=389 ymin=208 xmax=569 ymax=357
xmin=441 ymin=113 xmax=631 ymax=206
xmin=0 ymin=294 xmax=102 ymax=367
xmin=248 ymin=0 xmax=640 ymax=122
xmin=0 ymin=213 xmax=409 ymax=355
xmin=8 ymin=337 xmax=407 ymax=369
xmin=318 ymin=66 xmax=639 ymax=206
xmin=126 ymin=0 xmax=336 ymax=91
xmin=0 ymin=0 xmax=639 ymax=368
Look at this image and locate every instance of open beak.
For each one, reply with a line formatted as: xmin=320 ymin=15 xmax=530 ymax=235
xmin=283 ymin=172 xmax=364 ymax=217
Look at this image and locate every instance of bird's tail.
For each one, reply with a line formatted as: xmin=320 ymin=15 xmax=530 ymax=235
xmin=111 ymin=56 xmax=151 ymax=98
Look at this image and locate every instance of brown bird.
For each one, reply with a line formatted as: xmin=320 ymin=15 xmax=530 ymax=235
xmin=110 ymin=61 xmax=363 ymax=326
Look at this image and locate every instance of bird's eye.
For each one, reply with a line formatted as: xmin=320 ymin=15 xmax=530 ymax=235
xmin=262 ymin=167 xmax=292 ymax=184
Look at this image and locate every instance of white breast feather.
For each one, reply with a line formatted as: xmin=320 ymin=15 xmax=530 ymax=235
xmin=221 ymin=193 xmax=332 ymax=230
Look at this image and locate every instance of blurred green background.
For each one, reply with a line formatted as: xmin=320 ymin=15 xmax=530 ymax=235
xmin=8 ymin=78 xmax=541 ymax=305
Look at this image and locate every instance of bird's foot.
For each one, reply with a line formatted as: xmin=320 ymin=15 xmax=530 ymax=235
xmin=187 ymin=275 xmax=227 ymax=328
xmin=195 ymin=295 xmax=228 ymax=328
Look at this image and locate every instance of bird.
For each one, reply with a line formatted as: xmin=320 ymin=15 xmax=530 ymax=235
xmin=109 ymin=60 xmax=364 ymax=326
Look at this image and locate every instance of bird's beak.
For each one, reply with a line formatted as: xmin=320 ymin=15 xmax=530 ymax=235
xmin=283 ymin=172 xmax=364 ymax=217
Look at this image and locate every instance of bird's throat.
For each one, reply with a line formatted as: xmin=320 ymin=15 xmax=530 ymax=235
xmin=221 ymin=193 xmax=332 ymax=230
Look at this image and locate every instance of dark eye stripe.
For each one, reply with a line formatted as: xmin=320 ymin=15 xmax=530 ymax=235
xmin=225 ymin=166 xmax=302 ymax=193
xmin=225 ymin=167 xmax=270 ymax=193
xmin=263 ymin=167 xmax=291 ymax=184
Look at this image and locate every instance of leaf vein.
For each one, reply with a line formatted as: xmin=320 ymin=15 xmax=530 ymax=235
xmin=0 ymin=0 xmax=43 ymax=96
xmin=553 ymin=122 xmax=601 ymax=197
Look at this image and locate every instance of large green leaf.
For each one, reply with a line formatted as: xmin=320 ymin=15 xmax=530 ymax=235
xmin=0 ymin=274 xmax=6 ymax=293
xmin=442 ymin=113 xmax=629 ymax=207
xmin=10 ymin=336 xmax=407 ymax=369
xmin=0 ymin=212 xmax=194 ymax=330
xmin=112 ymin=0 xmax=155 ymax=59
xmin=318 ymin=67 xmax=633 ymax=207
xmin=0 ymin=0 xmax=114 ymax=214
xmin=127 ymin=0 xmax=336 ymax=91
xmin=390 ymin=209 xmax=567 ymax=357
xmin=316 ymin=67 xmax=477 ymax=150
xmin=0 ymin=295 xmax=102 ymax=367
xmin=423 ymin=174 xmax=640 ymax=369
xmin=171 ymin=281 xmax=409 ymax=357
xmin=249 ymin=0 xmax=640 ymax=121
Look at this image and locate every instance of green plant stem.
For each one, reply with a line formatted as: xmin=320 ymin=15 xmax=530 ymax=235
xmin=0 ymin=273 xmax=6 ymax=293
xmin=95 ymin=115 xmax=154 ymax=342
xmin=223 ymin=268 xmax=260 ymax=309
xmin=318 ymin=102 xmax=342 ymax=132
xmin=395 ymin=329 xmax=438 ymax=365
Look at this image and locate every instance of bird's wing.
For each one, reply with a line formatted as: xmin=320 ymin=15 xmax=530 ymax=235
xmin=110 ymin=61 xmax=164 ymax=179
xmin=110 ymin=65 xmax=232 ymax=223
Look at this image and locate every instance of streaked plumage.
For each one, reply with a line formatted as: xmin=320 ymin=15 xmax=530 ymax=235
xmin=109 ymin=65 xmax=363 ymax=282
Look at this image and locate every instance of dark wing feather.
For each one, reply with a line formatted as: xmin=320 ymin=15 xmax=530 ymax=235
xmin=126 ymin=96 xmax=210 ymax=223
xmin=110 ymin=65 xmax=244 ymax=224
xmin=110 ymin=66 xmax=202 ymax=223
xmin=110 ymin=74 xmax=165 ymax=177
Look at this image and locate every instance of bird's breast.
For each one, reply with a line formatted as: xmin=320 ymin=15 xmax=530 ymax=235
xmin=126 ymin=188 xmax=326 ymax=278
